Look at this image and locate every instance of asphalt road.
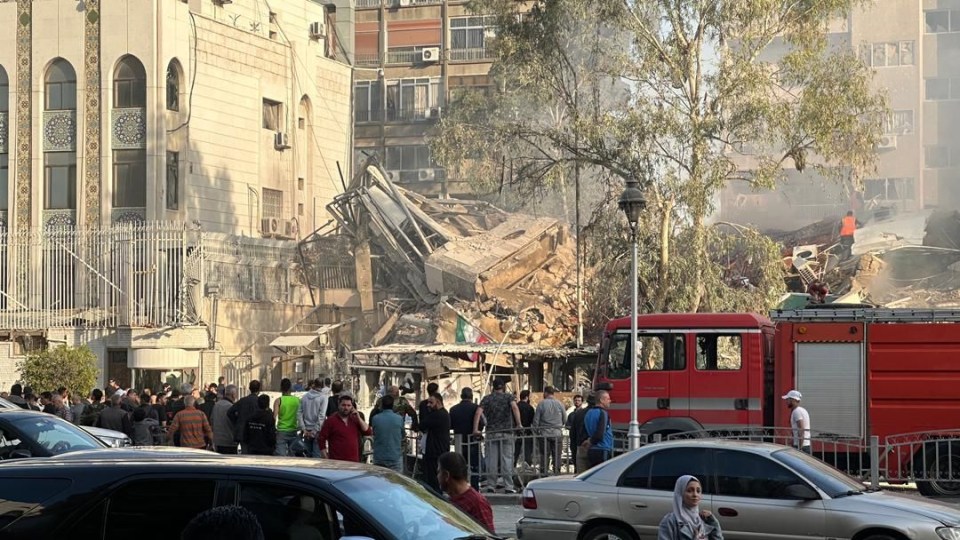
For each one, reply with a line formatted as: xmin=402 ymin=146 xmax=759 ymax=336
xmin=491 ymin=492 xmax=960 ymax=538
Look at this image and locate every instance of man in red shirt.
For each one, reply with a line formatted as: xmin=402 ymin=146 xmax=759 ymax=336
xmin=317 ymin=394 xmax=371 ymax=462
xmin=438 ymin=451 xmax=495 ymax=532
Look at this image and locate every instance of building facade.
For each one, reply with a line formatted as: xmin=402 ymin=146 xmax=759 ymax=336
xmin=0 ymin=0 xmax=359 ymax=394
xmin=352 ymin=0 xmax=498 ymax=198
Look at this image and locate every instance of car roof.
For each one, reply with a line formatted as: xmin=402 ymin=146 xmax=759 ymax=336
xmin=641 ymin=438 xmax=789 ymax=453
xmin=0 ymin=446 xmax=379 ymax=482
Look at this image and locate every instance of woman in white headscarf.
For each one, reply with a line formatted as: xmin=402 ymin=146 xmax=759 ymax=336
xmin=658 ymin=475 xmax=723 ymax=540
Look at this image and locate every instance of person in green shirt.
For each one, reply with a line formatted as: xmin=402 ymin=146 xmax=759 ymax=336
xmin=273 ymin=378 xmax=301 ymax=456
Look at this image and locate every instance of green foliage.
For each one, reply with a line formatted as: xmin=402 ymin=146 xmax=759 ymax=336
xmin=17 ymin=345 xmax=100 ymax=397
xmin=435 ymin=0 xmax=885 ymax=328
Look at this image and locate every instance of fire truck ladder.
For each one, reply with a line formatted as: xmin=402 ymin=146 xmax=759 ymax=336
xmin=770 ymin=308 xmax=960 ymax=323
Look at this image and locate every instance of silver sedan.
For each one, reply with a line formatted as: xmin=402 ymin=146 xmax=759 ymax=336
xmin=518 ymin=439 xmax=960 ymax=540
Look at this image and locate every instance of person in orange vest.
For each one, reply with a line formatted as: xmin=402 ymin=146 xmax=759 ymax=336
xmin=838 ymin=210 xmax=859 ymax=260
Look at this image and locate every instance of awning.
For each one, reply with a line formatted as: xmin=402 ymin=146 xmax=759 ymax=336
xmin=128 ymin=348 xmax=199 ymax=369
xmin=269 ymin=335 xmax=319 ymax=348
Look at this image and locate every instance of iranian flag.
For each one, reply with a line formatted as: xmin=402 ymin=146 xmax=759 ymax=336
xmin=455 ymin=315 xmax=490 ymax=362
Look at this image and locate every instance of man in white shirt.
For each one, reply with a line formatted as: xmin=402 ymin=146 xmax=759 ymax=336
xmin=782 ymin=390 xmax=811 ymax=454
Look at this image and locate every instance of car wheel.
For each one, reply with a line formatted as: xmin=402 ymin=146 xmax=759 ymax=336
xmin=581 ymin=524 xmax=634 ymax=540
xmin=860 ymin=534 xmax=898 ymax=540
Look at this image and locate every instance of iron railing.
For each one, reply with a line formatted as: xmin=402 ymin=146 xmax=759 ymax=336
xmin=449 ymin=47 xmax=494 ymax=62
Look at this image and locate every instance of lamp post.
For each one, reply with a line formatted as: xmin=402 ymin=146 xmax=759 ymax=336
xmin=618 ymin=177 xmax=646 ymax=451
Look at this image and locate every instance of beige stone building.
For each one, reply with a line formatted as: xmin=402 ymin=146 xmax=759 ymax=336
xmin=721 ymin=2 xmax=954 ymax=231
xmin=0 ymin=0 xmax=360 ymax=394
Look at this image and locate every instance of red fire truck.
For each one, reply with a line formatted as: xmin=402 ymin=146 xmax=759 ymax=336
xmin=594 ymin=307 xmax=960 ymax=496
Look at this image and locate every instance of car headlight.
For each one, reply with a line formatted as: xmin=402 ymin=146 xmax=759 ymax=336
xmin=937 ymin=527 xmax=960 ymax=540
xmin=103 ymin=436 xmax=130 ymax=448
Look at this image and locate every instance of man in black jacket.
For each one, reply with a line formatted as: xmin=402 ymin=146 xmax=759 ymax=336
xmin=570 ymin=392 xmax=595 ymax=473
xmin=419 ymin=392 xmax=450 ymax=494
xmin=449 ymin=388 xmax=481 ymax=489
xmin=227 ymin=380 xmax=261 ymax=454
xmin=242 ymin=394 xmax=276 ymax=456
xmin=514 ymin=390 xmax=535 ymax=467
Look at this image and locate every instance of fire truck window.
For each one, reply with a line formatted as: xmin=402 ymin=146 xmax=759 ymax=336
xmin=696 ymin=335 xmax=741 ymax=371
xmin=607 ymin=334 xmax=686 ymax=378
xmin=714 ymin=450 xmax=806 ymax=499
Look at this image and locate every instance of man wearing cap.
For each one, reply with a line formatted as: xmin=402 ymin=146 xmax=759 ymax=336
xmin=783 ymin=390 xmax=811 ymax=454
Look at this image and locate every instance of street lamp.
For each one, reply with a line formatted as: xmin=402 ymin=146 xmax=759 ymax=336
xmin=618 ymin=177 xmax=646 ymax=451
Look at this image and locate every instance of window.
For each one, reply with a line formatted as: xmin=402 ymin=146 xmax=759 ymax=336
xmin=925 ymin=146 xmax=951 ymax=169
xmin=44 ymin=152 xmax=77 ymax=210
xmin=859 ymin=41 xmax=914 ymax=67
xmin=644 ymin=448 xmax=710 ymax=491
xmin=385 ymin=145 xmax=437 ymax=172
xmin=112 ymin=149 xmax=146 ymax=207
xmin=355 ymin=80 xmax=382 ymax=123
xmin=166 ymin=151 xmax=179 ymax=210
xmin=714 ymin=450 xmax=807 ymax=499
xmin=45 ymin=59 xmax=77 ymax=111
xmin=262 ymin=99 xmax=282 ymax=130
xmin=0 ymin=153 xmax=7 ymax=211
xmin=239 ymin=482 xmax=356 ymax=540
xmin=450 ymin=16 xmax=496 ymax=60
xmin=696 ymin=335 xmax=742 ymax=371
xmin=114 ymin=56 xmax=146 ymax=108
xmin=166 ymin=60 xmax=181 ymax=111
xmin=298 ymin=177 xmax=304 ymax=191
xmin=263 ymin=188 xmax=283 ymax=219
xmin=620 ymin=454 xmax=652 ymax=488
xmin=297 ymin=203 xmax=304 ymax=216
xmin=884 ymin=110 xmax=913 ymax=135
xmin=0 ymin=478 xmax=71 ymax=529
xmin=925 ymin=10 xmax=960 ymax=33
xmin=864 ymin=177 xmax=916 ymax=203
xmin=386 ymin=78 xmax=441 ymax=121
xmin=105 ymin=479 xmax=215 ymax=535
xmin=605 ymin=333 xmax=686 ymax=379
xmin=924 ymin=78 xmax=960 ymax=101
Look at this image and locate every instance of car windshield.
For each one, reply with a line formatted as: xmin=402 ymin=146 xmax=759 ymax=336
xmin=9 ymin=415 xmax=104 ymax=455
xmin=335 ymin=473 xmax=495 ymax=540
xmin=771 ymin=448 xmax=866 ymax=497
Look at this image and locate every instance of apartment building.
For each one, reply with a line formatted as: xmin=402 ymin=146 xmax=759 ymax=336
xmin=721 ymin=2 xmax=956 ymax=231
xmin=0 ymin=0 xmax=360 ymax=393
xmin=352 ymin=0 xmax=499 ymax=197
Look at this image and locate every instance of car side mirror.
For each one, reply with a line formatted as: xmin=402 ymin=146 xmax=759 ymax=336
xmin=785 ymin=483 xmax=819 ymax=500
xmin=9 ymin=449 xmax=32 ymax=459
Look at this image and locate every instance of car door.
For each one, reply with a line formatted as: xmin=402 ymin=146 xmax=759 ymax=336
xmin=103 ymin=477 xmax=219 ymax=538
xmin=710 ymin=449 xmax=826 ymax=540
xmin=618 ymin=447 xmax=711 ymax=539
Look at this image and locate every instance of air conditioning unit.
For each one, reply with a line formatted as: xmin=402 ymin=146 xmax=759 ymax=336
xmin=274 ymin=132 xmax=290 ymax=150
xmin=428 ymin=107 xmax=442 ymax=119
xmin=877 ymin=135 xmax=897 ymax=149
xmin=309 ymin=21 xmax=325 ymax=39
xmin=418 ymin=169 xmax=437 ymax=181
xmin=261 ymin=217 xmax=280 ymax=236
xmin=421 ymin=47 xmax=441 ymax=63
xmin=283 ymin=219 xmax=298 ymax=238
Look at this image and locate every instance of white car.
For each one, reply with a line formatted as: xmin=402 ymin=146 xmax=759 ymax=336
xmin=0 ymin=396 xmax=131 ymax=447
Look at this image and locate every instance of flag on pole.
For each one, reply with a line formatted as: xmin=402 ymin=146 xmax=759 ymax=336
xmin=455 ymin=315 xmax=490 ymax=362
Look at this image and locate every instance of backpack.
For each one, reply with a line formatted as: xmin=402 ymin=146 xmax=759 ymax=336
xmin=79 ymin=402 xmax=105 ymax=427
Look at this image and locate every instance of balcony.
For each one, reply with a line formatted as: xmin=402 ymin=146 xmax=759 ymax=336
xmin=450 ymin=47 xmax=494 ymax=62
xmin=356 ymin=107 xmax=442 ymax=123
xmin=356 ymin=53 xmax=381 ymax=67
xmin=391 ymin=0 xmax=442 ymax=5
xmin=356 ymin=0 xmax=381 ymax=7
xmin=386 ymin=49 xmax=419 ymax=64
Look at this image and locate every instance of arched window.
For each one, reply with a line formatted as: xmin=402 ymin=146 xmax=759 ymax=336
xmin=166 ymin=59 xmax=182 ymax=112
xmin=114 ymin=56 xmax=146 ymax=108
xmin=45 ymin=59 xmax=77 ymax=111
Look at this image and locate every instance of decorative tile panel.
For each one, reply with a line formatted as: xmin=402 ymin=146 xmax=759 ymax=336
xmin=15 ymin=0 xmax=31 ymax=230
xmin=84 ymin=0 xmax=102 ymax=229
xmin=0 ymin=112 xmax=7 ymax=154
xmin=112 ymin=207 xmax=146 ymax=225
xmin=43 ymin=209 xmax=77 ymax=230
xmin=43 ymin=110 xmax=77 ymax=152
xmin=112 ymin=107 xmax=146 ymax=149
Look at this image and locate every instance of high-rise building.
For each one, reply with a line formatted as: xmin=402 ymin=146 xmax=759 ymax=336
xmin=352 ymin=0 xmax=499 ymax=197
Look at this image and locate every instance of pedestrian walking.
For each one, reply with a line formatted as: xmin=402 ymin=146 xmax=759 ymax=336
xmin=324 ymin=380 xmax=342 ymax=419
xmin=565 ymin=394 xmax=585 ymax=470
xmin=273 ymin=378 xmax=300 ymax=456
xmin=473 ymin=378 xmax=522 ymax=493
xmin=582 ymin=390 xmax=613 ymax=467
xmin=167 ymin=395 xmax=213 ymax=450
xmin=296 ymin=378 xmax=330 ymax=457
xmin=132 ymin=406 xmax=159 ymax=446
xmin=370 ymin=394 xmax=405 ymax=472
xmin=79 ymin=389 xmax=106 ymax=426
xmin=212 ymin=384 xmax=238 ymax=454
xmin=317 ymin=394 xmax=371 ymax=462
xmin=419 ymin=382 xmax=439 ymax=421
xmin=243 ymin=394 xmax=277 ymax=456
xmin=419 ymin=392 xmax=451 ymax=493
xmin=514 ymin=390 xmax=535 ymax=467
xmin=450 ymin=387 xmax=482 ymax=489
xmin=570 ymin=392 xmax=594 ymax=473
xmin=782 ymin=389 xmax=811 ymax=454
xmin=96 ymin=394 xmax=134 ymax=439
xmin=838 ymin=210 xmax=861 ymax=260
xmin=532 ymin=386 xmax=566 ymax=474
xmin=227 ymin=380 xmax=261 ymax=454
xmin=438 ymin=451 xmax=495 ymax=532
xmin=200 ymin=389 xmax=217 ymax=420
xmin=658 ymin=475 xmax=723 ymax=540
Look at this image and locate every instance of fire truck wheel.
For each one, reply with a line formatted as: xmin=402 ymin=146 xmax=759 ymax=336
xmin=916 ymin=442 xmax=960 ymax=497
xmin=581 ymin=523 xmax=635 ymax=540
